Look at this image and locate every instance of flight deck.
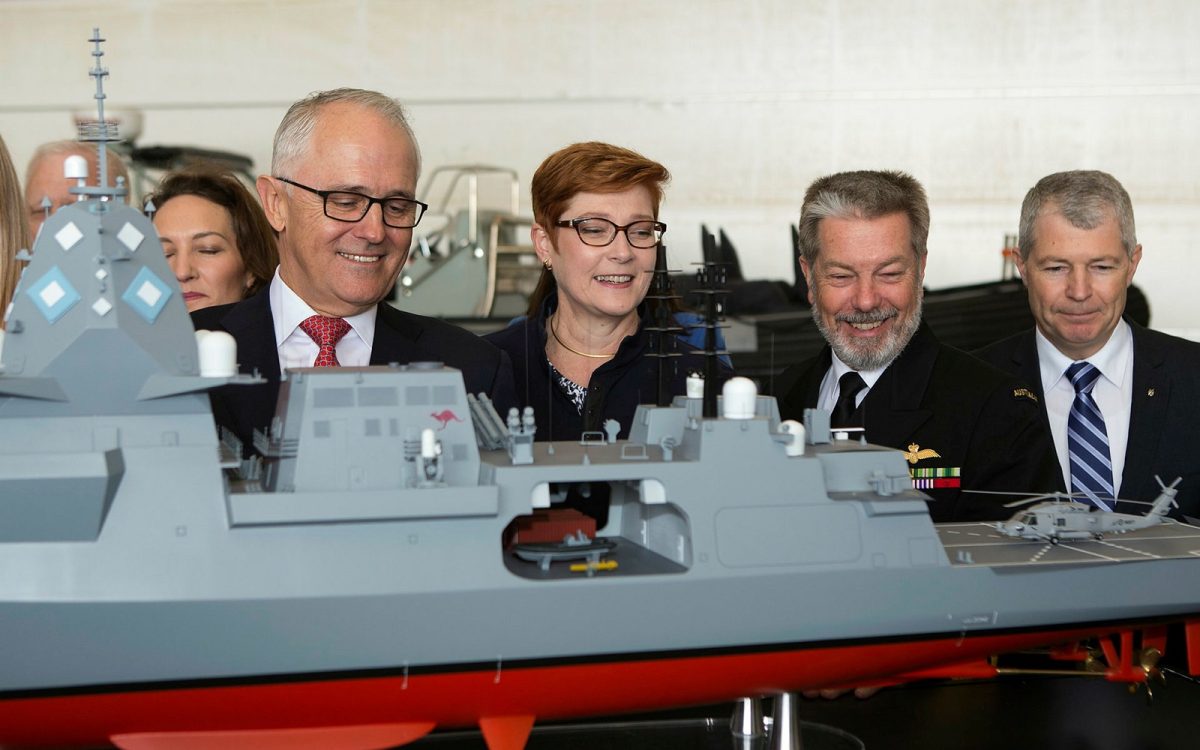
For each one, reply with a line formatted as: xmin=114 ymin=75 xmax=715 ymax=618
xmin=938 ymin=520 xmax=1200 ymax=567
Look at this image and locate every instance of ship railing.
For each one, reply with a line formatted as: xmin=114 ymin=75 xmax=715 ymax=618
xmin=475 ymin=212 xmax=539 ymax=317
xmin=252 ymin=427 xmax=299 ymax=459
xmin=420 ymin=165 xmax=520 ymax=245
xmin=398 ymin=165 xmax=539 ymax=317
xmin=217 ymin=428 xmax=243 ymax=469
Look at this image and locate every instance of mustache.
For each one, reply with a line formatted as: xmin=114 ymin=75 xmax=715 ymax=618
xmin=835 ymin=307 xmax=898 ymax=325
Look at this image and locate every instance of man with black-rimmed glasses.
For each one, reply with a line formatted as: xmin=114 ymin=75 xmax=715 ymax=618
xmin=193 ymin=88 xmax=514 ymax=453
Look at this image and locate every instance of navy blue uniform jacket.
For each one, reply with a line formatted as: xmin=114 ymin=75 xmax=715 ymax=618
xmin=774 ymin=323 xmax=1061 ymax=522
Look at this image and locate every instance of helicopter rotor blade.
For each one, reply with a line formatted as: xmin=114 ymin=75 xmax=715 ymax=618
xmin=968 ymin=489 xmax=1087 ymax=500
xmin=1003 ymin=496 xmax=1050 ymax=508
xmin=995 ymin=492 xmax=1090 ymax=508
xmin=965 ymin=489 xmax=1059 ymax=496
xmin=1001 ymin=494 xmax=1080 ymax=508
xmin=1107 ymin=477 xmax=1184 ymax=509
xmin=1154 ymin=475 xmax=1183 ymax=492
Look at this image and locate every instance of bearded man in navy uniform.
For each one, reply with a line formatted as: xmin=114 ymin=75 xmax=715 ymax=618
xmin=774 ymin=170 xmax=1059 ymax=522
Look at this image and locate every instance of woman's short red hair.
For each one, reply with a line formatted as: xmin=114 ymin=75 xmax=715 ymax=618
xmin=531 ymin=141 xmax=670 ymax=230
xmin=525 ymin=142 xmax=671 ymax=316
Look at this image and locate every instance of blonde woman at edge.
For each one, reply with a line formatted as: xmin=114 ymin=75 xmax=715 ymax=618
xmin=1 ymin=134 xmax=32 ymax=317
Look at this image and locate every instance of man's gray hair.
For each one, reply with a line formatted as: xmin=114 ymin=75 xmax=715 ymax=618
xmin=271 ymin=88 xmax=421 ymax=178
xmin=25 ymin=140 xmax=129 ymax=191
xmin=1018 ymin=170 xmax=1136 ymax=260
xmin=797 ymin=170 xmax=929 ymax=267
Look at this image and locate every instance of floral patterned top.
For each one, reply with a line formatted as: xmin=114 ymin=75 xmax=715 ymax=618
xmin=548 ymin=359 xmax=587 ymax=414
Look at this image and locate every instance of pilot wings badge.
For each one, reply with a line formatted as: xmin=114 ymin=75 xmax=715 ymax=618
xmin=903 ymin=444 xmax=940 ymax=464
xmin=904 ymin=444 xmax=961 ymax=489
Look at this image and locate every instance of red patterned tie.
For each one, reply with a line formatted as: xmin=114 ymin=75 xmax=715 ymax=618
xmin=299 ymin=315 xmax=351 ymax=367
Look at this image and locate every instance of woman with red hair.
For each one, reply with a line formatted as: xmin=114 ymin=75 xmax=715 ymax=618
xmin=487 ymin=141 xmax=731 ymax=445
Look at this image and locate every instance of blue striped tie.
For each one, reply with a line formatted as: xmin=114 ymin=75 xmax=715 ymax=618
xmin=1066 ymin=362 xmax=1114 ymax=511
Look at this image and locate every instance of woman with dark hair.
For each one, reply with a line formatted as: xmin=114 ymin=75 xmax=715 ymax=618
xmin=147 ymin=168 xmax=278 ymax=311
xmin=486 ymin=142 xmax=731 ymax=446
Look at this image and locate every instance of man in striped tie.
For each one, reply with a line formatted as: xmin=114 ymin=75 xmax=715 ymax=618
xmin=978 ymin=171 xmax=1200 ymax=518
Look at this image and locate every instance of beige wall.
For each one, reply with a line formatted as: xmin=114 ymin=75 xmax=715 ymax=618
xmin=2 ymin=0 xmax=1197 ymax=335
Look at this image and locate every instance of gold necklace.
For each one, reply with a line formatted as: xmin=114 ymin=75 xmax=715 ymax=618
xmin=549 ymin=314 xmax=617 ymax=359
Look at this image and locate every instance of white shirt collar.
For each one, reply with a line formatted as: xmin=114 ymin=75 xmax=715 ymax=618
xmin=1036 ymin=319 xmax=1132 ymax=390
xmin=830 ymin=351 xmax=888 ymax=390
xmin=270 ymin=268 xmax=376 ymax=350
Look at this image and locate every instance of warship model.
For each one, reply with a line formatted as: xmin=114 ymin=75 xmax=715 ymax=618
xmin=3 ymin=30 xmax=1200 ymax=750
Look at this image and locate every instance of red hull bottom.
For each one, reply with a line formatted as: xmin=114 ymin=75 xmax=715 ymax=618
xmin=0 ymin=626 xmax=1131 ymax=749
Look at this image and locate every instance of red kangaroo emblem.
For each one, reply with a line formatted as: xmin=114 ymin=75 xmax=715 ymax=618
xmin=430 ymin=409 xmax=463 ymax=430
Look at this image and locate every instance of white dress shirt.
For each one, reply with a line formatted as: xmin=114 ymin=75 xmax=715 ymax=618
xmin=1036 ymin=321 xmax=1134 ymax=495
xmin=817 ymin=353 xmax=887 ymax=412
xmin=269 ymin=269 xmax=375 ymax=373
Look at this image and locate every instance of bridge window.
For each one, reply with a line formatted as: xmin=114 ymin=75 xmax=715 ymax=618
xmin=313 ymin=387 xmax=353 ymax=408
xmin=358 ymin=387 xmax=398 ymax=407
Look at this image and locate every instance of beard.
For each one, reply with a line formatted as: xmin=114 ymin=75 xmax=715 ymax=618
xmin=811 ymin=287 xmax=923 ymax=371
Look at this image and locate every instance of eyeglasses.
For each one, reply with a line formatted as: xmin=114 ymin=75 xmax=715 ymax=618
xmin=554 ymin=217 xmax=666 ymax=249
xmin=276 ymin=177 xmax=428 ymax=229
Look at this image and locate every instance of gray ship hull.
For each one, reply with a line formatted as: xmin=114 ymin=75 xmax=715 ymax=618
xmin=4 ymin=421 xmax=1200 ymax=698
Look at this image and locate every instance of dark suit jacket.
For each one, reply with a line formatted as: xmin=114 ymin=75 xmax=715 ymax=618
xmin=484 ymin=298 xmax=734 ymax=442
xmin=774 ymin=323 xmax=1061 ymax=522
xmin=192 ymin=289 xmax=516 ymax=452
xmin=976 ymin=322 xmax=1200 ymax=519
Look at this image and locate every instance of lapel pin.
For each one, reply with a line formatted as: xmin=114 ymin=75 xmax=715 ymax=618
xmin=1148 ymin=388 xmax=1156 ymax=397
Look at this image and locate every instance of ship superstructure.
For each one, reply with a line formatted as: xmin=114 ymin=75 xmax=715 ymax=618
xmin=2 ymin=30 xmax=1200 ymax=750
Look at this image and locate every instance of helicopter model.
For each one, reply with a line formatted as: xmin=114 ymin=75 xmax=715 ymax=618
xmin=995 ymin=477 xmax=1182 ymax=543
